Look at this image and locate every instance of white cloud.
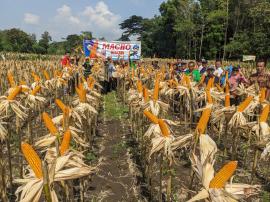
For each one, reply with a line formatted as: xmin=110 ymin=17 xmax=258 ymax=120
xmin=82 ymin=1 xmax=121 ymax=30
xmin=24 ymin=13 xmax=40 ymax=25
xmin=51 ymin=2 xmax=121 ymax=41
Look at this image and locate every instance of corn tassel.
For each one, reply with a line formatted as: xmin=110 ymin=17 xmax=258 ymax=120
xmin=143 ymin=110 xmax=159 ymax=124
xmin=196 ymin=108 xmax=211 ymax=134
xmin=60 ymin=130 xmax=71 ymax=156
xmin=21 ymin=142 xmax=43 ymax=179
xmin=158 ymin=119 xmax=170 ymax=137
xmin=209 ymin=161 xmax=238 ymax=188
xmin=260 ymin=105 xmax=270 ymax=122
xmin=153 ymin=76 xmax=160 ymax=102
xmin=259 ymin=88 xmax=266 ymax=103
xmin=237 ymin=96 xmax=253 ymax=112
xmin=43 ymin=70 xmax=50 ymax=80
xmin=31 ymin=85 xmax=41 ymax=95
xmin=7 ymin=86 xmax=21 ymax=100
xmin=42 ymin=112 xmax=58 ymax=135
xmin=7 ymin=72 xmax=16 ymax=87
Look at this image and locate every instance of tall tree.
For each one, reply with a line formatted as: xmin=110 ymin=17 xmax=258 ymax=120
xmin=38 ymin=31 xmax=52 ymax=54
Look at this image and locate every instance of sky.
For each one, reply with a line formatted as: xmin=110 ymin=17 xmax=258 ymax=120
xmin=0 ymin=0 xmax=165 ymax=41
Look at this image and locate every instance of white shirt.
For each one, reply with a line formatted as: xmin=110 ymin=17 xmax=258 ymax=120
xmin=214 ymin=67 xmax=223 ymax=77
xmin=198 ymin=65 xmax=203 ymax=72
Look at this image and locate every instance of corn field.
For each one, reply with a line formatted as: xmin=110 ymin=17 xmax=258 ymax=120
xmin=0 ymin=53 xmax=269 ymax=201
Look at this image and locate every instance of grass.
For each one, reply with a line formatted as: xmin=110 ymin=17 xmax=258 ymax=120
xmin=103 ymin=91 xmax=129 ymax=120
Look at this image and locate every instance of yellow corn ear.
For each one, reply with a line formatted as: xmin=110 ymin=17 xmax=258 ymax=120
xmin=196 ymin=108 xmax=211 ymax=134
xmin=31 ymin=85 xmax=41 ymax=96
xmin=7 ymin=86 xmax=22 ymax=100
xmin=206 ymin=90 xmax=213 ymax=104
xmin=206 ymin=77 xmax=214 ymax=91
xmin=21 ymin=142 xmax=43 ymax=179
xmin=78 ymin=83 xmax=84 ymax=91
xmin=7 ymin=72 xmax=16 ymax=87
xmin=259 ymin=88 xmax=266 ymax=103
xmin=224 ymin=83 xmax=230 ymax=107
xmin=209 ymin=161 xmax=238 ymax=188
xmin=143 ymin=110 xmax=159 ymax=124
xmin=42 ymin=112 xmax=58 ymax=135
xmin=260 ymin=105 xmax=270 ymax=122
xmin=237 ymin=96 xmax=253 ymax=112
xmin=20 ymin=80 xmax=27 ymax=85
xmin=158 ymin=119 xmax=170 ymax=137
xmin=132 ymin=68 xmax=135 ymax=79
xmin=43 ymin=70 xmax=50 ymax=80
xmin=153 ymin=76 xmax=160 ymax=102
xmin=60 ymin=130 xmax=71 ymax=156
xmin=143 ymin=86 xmax=149 ymax=102
xmin=185 ymin=75 xmax=191 ymax=89
xmin=137 ymin=80 xmax=143 ymax=93
xmin=32 ymin=72 xmax=40 ymax=82
xmin=89 ymin=79 xmax=96 ymax=90
xmin=198 ymin=74 xmax=205 ymax=85
xmin=76 ymin=88 xmax=86 ymax=103
xmin=55 ymin=99 xmax=67 ymax=112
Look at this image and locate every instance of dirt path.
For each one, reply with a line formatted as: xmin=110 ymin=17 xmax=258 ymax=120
xmin=85 ymin=92 xmax=146 ymax=202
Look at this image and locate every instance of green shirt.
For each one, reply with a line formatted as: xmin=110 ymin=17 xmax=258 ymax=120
xmin=185 ymin=69 xmax=201 ymax=82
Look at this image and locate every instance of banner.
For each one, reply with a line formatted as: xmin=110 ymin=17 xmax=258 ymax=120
xmin=243 ymin=55 xmax=256 ymax=62
xmin=83 ymin=39 xmax=141 ymax=60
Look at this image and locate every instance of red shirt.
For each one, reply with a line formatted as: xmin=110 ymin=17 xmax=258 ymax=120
xmin=61 ymin=56 xmax=70 ymax=67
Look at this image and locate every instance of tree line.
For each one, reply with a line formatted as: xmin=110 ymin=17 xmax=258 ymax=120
xmin=119 ymin=0 xmax=270 ymax=60
xmin=0 ymin=28 xmax=94 ymax=55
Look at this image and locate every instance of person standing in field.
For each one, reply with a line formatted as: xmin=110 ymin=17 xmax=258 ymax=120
xmin=229 ymin=66 xmax=249 ymax=105
xmin=214 ymin=59 xmax=224 ymax=77
xmin=107 ymin=57 xmax=116 ymax=92
xmin=204 ymin=66 xmax=220 ymax=85
xmin=249 ymin=59 xmax=270 ymax=99
xmin=61 ymin=52 xmax=70 ymax=67
xmin=185 ymin=61 xmax=201 ymax=82
xmin=82 ymin=57 xmax=93 ymax=79
xmin=200 ymin=59 xmax=208 ymax=74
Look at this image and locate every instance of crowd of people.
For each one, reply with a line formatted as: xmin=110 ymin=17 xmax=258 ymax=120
xmin=60 ymin=51 xmax=270 ymax=104
xmin=170 ymin=58 xmax=269 ymax=104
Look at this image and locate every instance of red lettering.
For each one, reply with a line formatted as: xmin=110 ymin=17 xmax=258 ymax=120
xmin=102 ymin=43 xmax=110 ymax=50
xmin=110 ymin=44 xmax=115 ymax=50
xmin=120 ymin=44 xmax=125 ymax=50
xmin=115 ymin=44 xmax=120 ymax=50
xmin=125 ymin=44 xmax=131 ymax=50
